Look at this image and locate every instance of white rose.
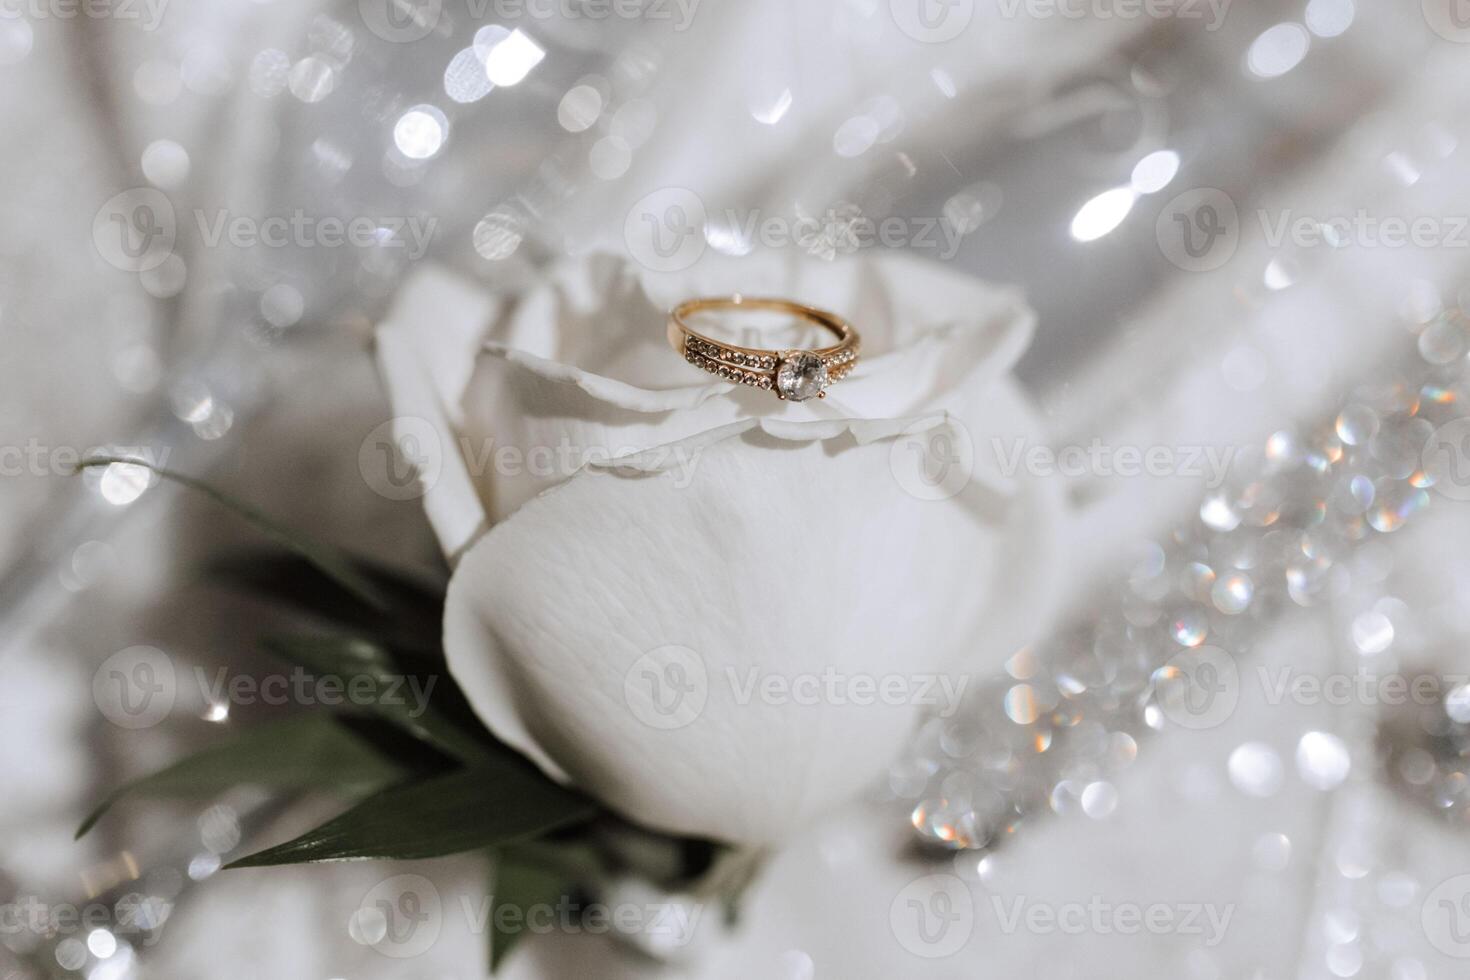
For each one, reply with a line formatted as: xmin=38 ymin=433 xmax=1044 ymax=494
xmin=374 ymin=250 xmax=1062 ymax=844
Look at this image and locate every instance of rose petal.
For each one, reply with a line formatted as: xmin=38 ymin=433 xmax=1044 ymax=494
xmin=375 ymin=267 xmax=501 ymax=559
xmin=444 ymin=404 xmax=1061 ymax=844
xmin=450 ymin=251 xmax=1035 ymax=523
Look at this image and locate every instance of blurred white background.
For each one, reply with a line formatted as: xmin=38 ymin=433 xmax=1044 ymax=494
xmin=5 ymin=1 xmax=1470 ymax=977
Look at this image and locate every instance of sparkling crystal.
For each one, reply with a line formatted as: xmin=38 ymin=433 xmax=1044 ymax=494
xmin=1335 ymin=403 xmax=1380 ymax=446
xmin=1183 ymin=562 xmax=1216 ymax=600
xmin=1212 ymin=573 xmax=1254 ymax=614
xmin=889 ymin=319 xmax=1470 ymax=856
xmin=888 ymin=756 xmax=938 ymax=798
xmin=1200 ymin=493 xmax=1241 ymax=532
xmin=1366 ymin=481 xmax=1429 ymax=533
xmin=1228 ymin=742 xmax=1284 ymax=797
xmin=940 ymin=721 xmax=981 ymax=758
xmin=1168 ymin=605 xmax=1209 ymax=647
xmin=775 ymin=352 xmax=828 ymax=401
xmin=1296 ymin=731 xmax=1351 ymax=790
xmin=1286 ymin=555 xmax=1334 ymax=606
xmin=1236 ymin=479 xmax=1284 ymax=527
xmin=1264 ymin=429 xmax=1298 ymax=465
xmin=1003 ymin=684 xmax=1040 ymax=725
xmin=1080 ymin=780 xmax=1118 ymax=818
xmin=1331 ymin=473 xmax=1375 ymax=515
xmin=1108 ymin=732 xmax=1138 ymax=767
xmin=1006 ymin=647 xmax=1039 ymax=679
xmin=1350 ymin=610 xmax=1394 ymax=654
xmin=1418 ymin=314 xmax=1468 ymax=364
xmin=1049 ymin=779 xmax=1082 ymax=815
xmin=911 ymin=797 xmax=986 ymax=849
xmin=1370 ymin=418 xmax=1434 ymax=479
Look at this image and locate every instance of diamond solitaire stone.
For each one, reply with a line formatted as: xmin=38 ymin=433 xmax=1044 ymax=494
xmin=775 ymin=352 xmax=829 ymax=401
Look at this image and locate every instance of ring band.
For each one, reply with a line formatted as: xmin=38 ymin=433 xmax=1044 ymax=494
xmin=667 ymin=296 xmax=860 ymax=402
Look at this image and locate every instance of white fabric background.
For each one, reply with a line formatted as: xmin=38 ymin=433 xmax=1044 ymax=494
xmin=3 ymin=1 xmax=1470 ymax=977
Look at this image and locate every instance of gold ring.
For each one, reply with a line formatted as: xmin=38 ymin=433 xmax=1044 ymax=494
xmin=667 ymin=296 xmax=860 ymax=402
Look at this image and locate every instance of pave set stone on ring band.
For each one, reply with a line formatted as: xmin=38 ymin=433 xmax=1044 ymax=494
xmin=666 ymin=296 xmax=861 ymax=402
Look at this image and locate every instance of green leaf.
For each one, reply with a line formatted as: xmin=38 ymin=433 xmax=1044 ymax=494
xmin=261 ymin=634 xmax=494 ymax=764
xmin=76 ymin=714 xmax=405 ymax=839
xmin=73 ymin=456 xmax=390 ymax=612
xmin=209 ymin=551 xmax=446 ymax=662
xmin=489 ymin=850 xmax=574 ymax=973
xmin=224 ymin=762 xmax=598 ymax=869
xmin=499 ymin=839 xmax=609 ymax=886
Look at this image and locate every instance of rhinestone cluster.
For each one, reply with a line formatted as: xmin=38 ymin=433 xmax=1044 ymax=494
xmin=822 ymin=348 xmax=858 ymax=383
xmin=894 ymin=309 xmax=1470 ymax=855
xmin=683 ymin=337 xmax=775 ymax=388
